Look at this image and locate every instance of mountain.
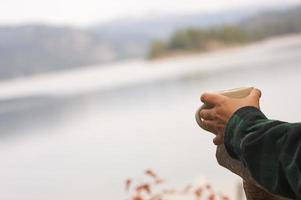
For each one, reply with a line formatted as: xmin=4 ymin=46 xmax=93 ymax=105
xmin=240 ymin=5 xmax=301 ymax=37
xmin=147 ymin=5 xmax=301 ymax=58
xmin=0 ymin=4 xmax=300 ymax=80
xmin=1 ymin=9 xmax=256 ymax=80
xmin=0 ymin=25 xmax=117 ymax=79
xmin=91 ymin=8 xmax=261 ymax=59
xmin=91 ymin=4 xmax=295 ymax=59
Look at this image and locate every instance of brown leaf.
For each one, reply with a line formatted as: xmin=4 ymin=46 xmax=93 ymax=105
xmin=132 ymin=195 xmax=143 ymax=200
xmin=125 ymin=179 xmax=132 ymax=192
xmin=136 ymin=184 xmax=151 ymax=194
xmin=194 ymin=187 xmax=203 ymax=199
xmin=145 ymin=169 xmax=157 ymax=179
xmin=208 ymin=193 xmax=216 ymax=200
xmin=206 ymin=184 xmax=212 ymax=190
xmin=154 ymin=178 xmax=164 ymax=185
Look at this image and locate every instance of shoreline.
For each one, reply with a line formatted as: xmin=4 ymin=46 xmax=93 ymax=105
xmin=148 ymin=33 xmax=301 ymax=63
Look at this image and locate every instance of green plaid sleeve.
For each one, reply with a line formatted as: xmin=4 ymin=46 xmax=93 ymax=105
xmin=224 ymin=106 xmax=301 ymax=199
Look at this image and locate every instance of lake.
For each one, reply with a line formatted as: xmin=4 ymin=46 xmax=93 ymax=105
xmin=0 ymin=35 xmax=300 ymax=200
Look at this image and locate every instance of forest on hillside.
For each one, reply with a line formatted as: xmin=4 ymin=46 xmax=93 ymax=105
xmin=148 ymin=6 xmax=301 ymax=58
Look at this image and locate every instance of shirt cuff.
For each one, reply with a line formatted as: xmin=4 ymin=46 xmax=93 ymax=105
xmin=224 ymin=106 xmax=267 ymax=160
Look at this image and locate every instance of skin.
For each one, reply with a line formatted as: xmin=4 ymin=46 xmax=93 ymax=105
xmin=199 ymin=88 xmax=262 ymax=145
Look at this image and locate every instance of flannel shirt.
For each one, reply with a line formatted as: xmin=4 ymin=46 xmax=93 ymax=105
xmin=224 ymin=106 xmax=301 ymax=199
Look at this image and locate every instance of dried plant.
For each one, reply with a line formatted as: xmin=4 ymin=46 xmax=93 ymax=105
xmin=125 ymin=169 xmax=230 ymax=200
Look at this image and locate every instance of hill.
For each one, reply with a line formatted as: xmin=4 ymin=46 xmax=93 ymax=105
xmin=148 ymin=5 xmax=301 ymax=59
xmin=91 ymin=7 xmax=263 ymax=59
xmin=240 ymin=5 xmax=301 ymax=37
xmin=0 ymin=4 xmax=299 ymax=79
xmin=0 ymin=25 xmax=117 ymax=79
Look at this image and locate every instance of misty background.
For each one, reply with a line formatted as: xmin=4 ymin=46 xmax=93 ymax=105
xmin=0 ymin=1 xmax=301 ymax=79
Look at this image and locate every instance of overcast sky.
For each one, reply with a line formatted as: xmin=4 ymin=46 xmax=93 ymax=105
xmin=1 ymin=0 xmax=301 ymax=26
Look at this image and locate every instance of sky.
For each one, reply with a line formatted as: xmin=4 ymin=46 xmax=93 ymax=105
xmin=1 ymin=0 xmax=301 ymax=27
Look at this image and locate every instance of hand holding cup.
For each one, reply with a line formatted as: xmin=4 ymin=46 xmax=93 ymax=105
xmin=195 ymin=87 xmax=261 ymax=145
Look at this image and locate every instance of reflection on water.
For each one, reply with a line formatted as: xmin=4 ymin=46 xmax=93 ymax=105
xmin=0 ymin=36 xmax=301 ymax=200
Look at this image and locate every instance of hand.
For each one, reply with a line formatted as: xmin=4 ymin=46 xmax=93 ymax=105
xmin=199 ymin=88 xmax=262 ymax=145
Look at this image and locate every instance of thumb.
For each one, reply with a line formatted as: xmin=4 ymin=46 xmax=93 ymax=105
xmin=247 ymin=88 xmax=261 ymax=108
xmin=248 ymin=88 xmax=261 ymax=99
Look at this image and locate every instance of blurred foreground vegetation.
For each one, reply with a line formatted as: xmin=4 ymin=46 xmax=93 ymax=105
xmin=126 ymin=169 xmax=230 ymax=200
xmin=149 ymin=6 xmax=301 ymax=59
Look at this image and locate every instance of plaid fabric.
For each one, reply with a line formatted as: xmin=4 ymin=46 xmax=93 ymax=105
xmin=224 ymin=106 xmax=301 ymax=199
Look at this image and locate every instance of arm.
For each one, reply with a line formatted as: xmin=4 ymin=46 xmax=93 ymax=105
xmin=224 ymin=106 xmax=301 ymax=199
xmin=198 ymin=88 xmax=301 ymax=199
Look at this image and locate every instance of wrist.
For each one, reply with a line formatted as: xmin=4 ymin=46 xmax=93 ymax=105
xmin=224 ymin=106 xmax=264 ymax=160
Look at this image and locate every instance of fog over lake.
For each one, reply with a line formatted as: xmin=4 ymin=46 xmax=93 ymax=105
xmin=0 ymin=35 xmax=300 ymax=200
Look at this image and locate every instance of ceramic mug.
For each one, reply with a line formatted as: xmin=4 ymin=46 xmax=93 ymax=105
xmin=195 ymin=87 xmax=254 ymax=129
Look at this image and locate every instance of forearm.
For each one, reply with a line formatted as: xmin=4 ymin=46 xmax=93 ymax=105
xmin=224 ymin=106 xmax=301 ymax=199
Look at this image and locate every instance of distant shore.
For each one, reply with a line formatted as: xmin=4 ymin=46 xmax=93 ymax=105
xmin=148 ymin=5 xmax=301 ymax=60
xmin=148 ymin=42 xmax=242 ymax=61
xmin=148 ymin=33 xmax=301 ymax=62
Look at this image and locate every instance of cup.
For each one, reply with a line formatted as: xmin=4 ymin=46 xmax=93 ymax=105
xmin=195 ymin=87 xmax=254 ymax=129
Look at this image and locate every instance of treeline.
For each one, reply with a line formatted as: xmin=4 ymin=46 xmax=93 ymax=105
xmin=148 ymin=26 xmax=257 ymax=58
xmin=149 ymin=5 xmax=301 ymax=59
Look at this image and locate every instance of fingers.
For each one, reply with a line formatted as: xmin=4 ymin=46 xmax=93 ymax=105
xmin=200 ymin=92 xmax=225 ymax=106
xmin=213 ymin=134 xmax=223 ymax=145
xmin=199 ymin=118 xmax=225 ymax=133
xmin=199 ymin=109 xmax=215 ymax=120
xmin=200 ymin=119 xmax=224 ymax=145
xmin=199 ymin=119 xmax=217 ymax=134
xmin=198 ymin=107 xmax=225 ymax=145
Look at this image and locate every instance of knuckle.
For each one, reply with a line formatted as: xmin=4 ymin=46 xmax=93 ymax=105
xmin=202 ymin=119 xmax=210 ymax=127
xmin=203 ymin=120 xmax=214 ymax=129
xmin=199 ymin=110 xmax=205 ymax=118
xmin=211 ymin=110 xmax=218 ymax=120
xmin=200 ymin=93 xmax=208 ymax=102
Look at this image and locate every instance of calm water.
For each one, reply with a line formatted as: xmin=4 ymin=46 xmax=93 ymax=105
xmin=0 ymin=35 xmax=300 ymax=200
